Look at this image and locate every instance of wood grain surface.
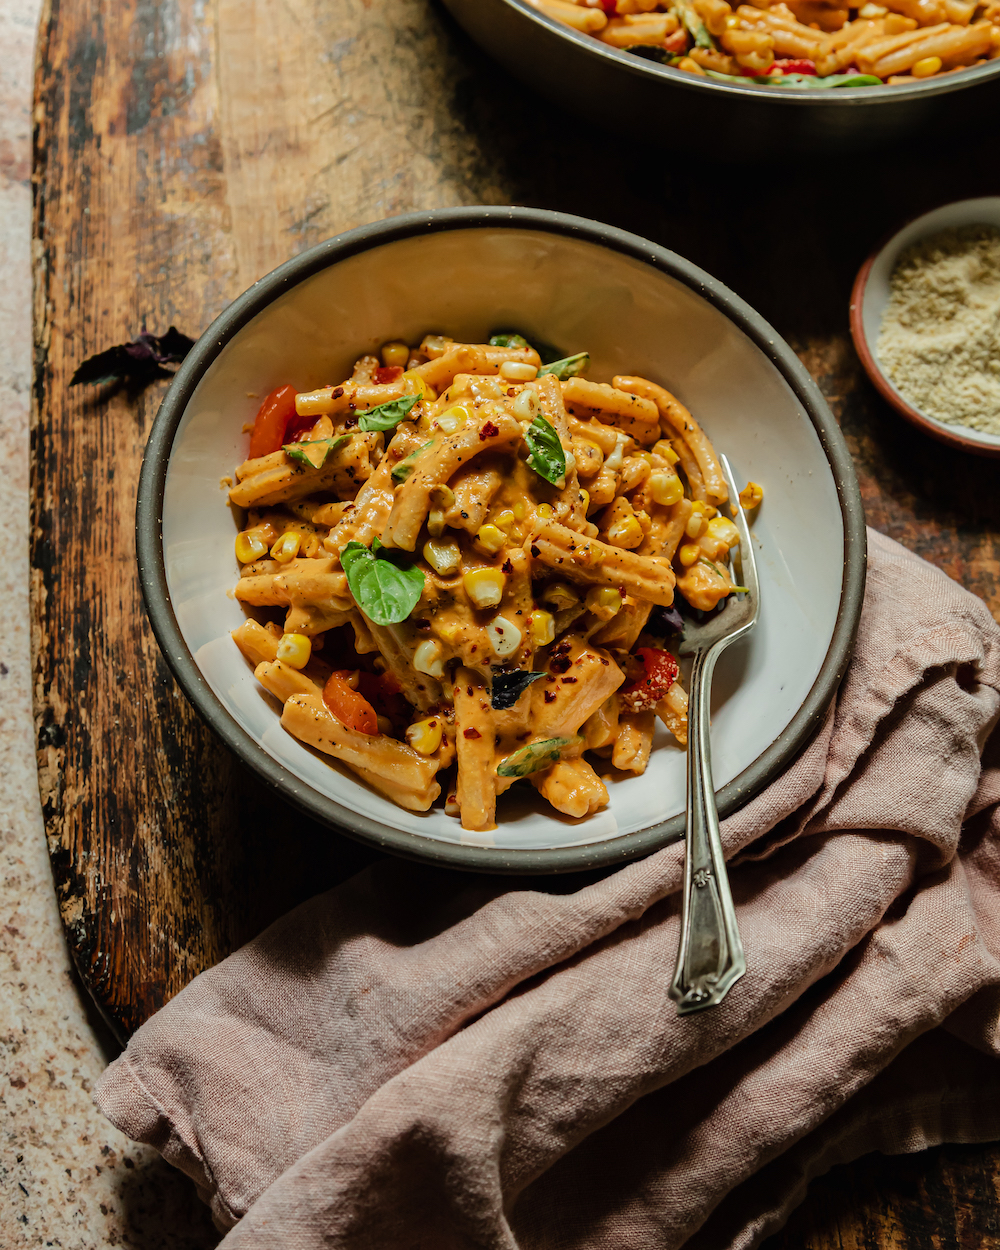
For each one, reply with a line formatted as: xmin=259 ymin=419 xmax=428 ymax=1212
xmin=30 ymin=0 xmax=1000 ymax=1243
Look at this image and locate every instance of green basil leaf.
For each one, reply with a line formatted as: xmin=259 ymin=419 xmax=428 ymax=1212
xmin=489 ymin=332 xmax=532 ymax=350
xmin=703 ymin=69 xmax=882 ymax=88
xmin=537 ymin=352 xmax=589 ymax=381
xmin=490 ymin=669 xmax=547 ymax=711
xmin=391 ymin=439 xmax=434 ymax=484
xmin=496 ymin=735 xmax=580 ymax=779
xmin=775 ymin=72 xmax=882 ymax=88
xmin=282 ymin=435 xmax=349 ymax=470
xmin=524 ymin=416 xmax=567 ymax=488
xmin=358 ymin=393 xmax=419 ymax=433
xmin=341 ymin=540 xmax=425 ymax=627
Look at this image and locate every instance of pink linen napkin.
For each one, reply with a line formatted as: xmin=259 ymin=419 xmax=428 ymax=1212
xmin=95 ymin=528 xmax=1000 ymax=1249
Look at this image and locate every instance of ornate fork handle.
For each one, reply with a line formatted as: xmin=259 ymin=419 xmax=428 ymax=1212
xmin=668 ymin=634 xmax=746 ymax=1014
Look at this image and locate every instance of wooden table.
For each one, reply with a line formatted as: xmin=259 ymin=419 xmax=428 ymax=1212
xmin=31 ymin=0 xmax=1000 ymax=1244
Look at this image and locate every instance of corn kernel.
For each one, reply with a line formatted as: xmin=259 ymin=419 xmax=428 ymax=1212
xmin=652 ymin=439 xmax=681 ymax=466
xmin=427 ymin=484 xmax=455 ymax=537
xmin=707 ymin=515 xmax=740 ymax=549
xmin=529 ymin=610 xmax=555 ymax=646
xmin=578 ymin=488 xmax=591 ymax=514
xmin=413 ymin=639 xmax=445 ymax=679
xmin=586 ymin=586 xmax=622 ymax=621
xmin=739 ymin=481 xmax=764 ymax=510
xmin=271 ymin=531 xmax=302 ymax=563
xmin=912 ymin=55 xmax=942 ymax=77
xmin=676 ymin=56 xmax=707 ymax=74
xmin=724 ymin=12 xmax=740 ymax=25
xmin=649 ymin=472 xmax=684 ymax=507
xmin=435 ymin=620 xmax=463 ymax=645
xmin=606 ymin=514 xmax=644 ymax=549
xmin=406 ymin=716 xmax=443 ymax=755
xmin=678 ymin=542 xmax=701 ymax=567
xmin=685 ymin=512 xmax=708 ymax=540
xmin=475 ymin=524 xmax=507 ymax=556
xmin=423 ymin=538 xmax=462 ymax=576
xmin=491 ymin=508 xmax=517 ymax=534
xmin=436 ymin=404 xmax=472 ymax=434
xmin=536 ymin=503 xmax=554 ymax=519
xmin=276 ymin=632 xmax=312 ymax=669
xmin=513 ymin=388 xmax=538 ymax=421
xmin=235 ymin=530 xmax=268 ymax=564
xmin=382 ymin=340 xmax=410 ymax=368
xmin=487 ymin=614 xmax=522 ymax=658
xmin=464 ymin=566 xmax=506 ymax=608
xmin=541 ymin=582 xmax=580 ymax=610
xmin=512 ymin=499 xmax=528 ymax=522
xmin=499 ymin=360 xmax=538 ymax=381
xmin=302 ymin=533 xmax=323 ymax=558
xmin=403 ymin=370 xmax=435 ymax=401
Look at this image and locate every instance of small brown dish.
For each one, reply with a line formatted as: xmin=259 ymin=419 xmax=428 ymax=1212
xmin=850 ymin=197 xmax=1000 ymax=460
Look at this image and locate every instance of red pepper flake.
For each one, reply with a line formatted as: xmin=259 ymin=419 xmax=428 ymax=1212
xmin=480 ymin=421 xmax=500 ymax=440
xmin=561 ymin=676 xmax=578 ymax=684
xmin=550 ymin=655 xmax=572 ymax=675
xmin=502 ymin=559 xmax=513 ymax=575
xmin=332 ymin=386 xmax=344 ymax=399
xmin=463 ymin=727 xmax=482 ymax=739
xmin=544 ymin=690 xmax=557 ymax=704
xmin=373 ymin=365 xmax=404 ymax=384
xmin=344 ymin=414 xmax=358 ymax=428
xmin=530 ymin=545 xmax=541 ymax=558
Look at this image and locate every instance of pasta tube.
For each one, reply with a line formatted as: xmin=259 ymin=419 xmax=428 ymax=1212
xmin=529 ymin=521 xmax=677 ymax=606
xmin=453 ymin=668 xmax=497 ymax=831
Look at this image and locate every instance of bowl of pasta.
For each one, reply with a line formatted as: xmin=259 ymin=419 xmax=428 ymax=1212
xmin=441 ymin=0 xmax=1000 ymax=154
xmin=137 ymin=206 xmax=865 ymax=872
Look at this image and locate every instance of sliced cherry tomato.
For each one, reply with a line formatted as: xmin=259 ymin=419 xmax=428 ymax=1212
xmin=773 ymin=57 xmax=817 ymax=74
xmin=618 ymin=647 xmax=679 ymax=713
xmin=323 ymin=672 xmax=379 ymax=735
xmin=600 ymin=0 xmax=617 ymax=12
xmin=248 ymin=385 xmax=312 ymax=458
xmin=373 ymin=364 xmax=404 ymax=385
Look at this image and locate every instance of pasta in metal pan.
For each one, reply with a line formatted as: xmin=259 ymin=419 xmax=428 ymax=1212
xmin=227 ymin=332 xmax=762 ymax=833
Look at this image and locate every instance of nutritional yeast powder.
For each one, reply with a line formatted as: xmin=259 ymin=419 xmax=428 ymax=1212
xmin=876 ymin=223 xmax=1000 ymax=436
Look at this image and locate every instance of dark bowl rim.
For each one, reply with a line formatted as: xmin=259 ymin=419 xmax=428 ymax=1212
xmin=491 ymin=0 xmax=1000 ymax=104
xmin=136 ymin=205 xmax=867 ymax=875
xmin=849 ymin=195 xmax=1000 ymax=460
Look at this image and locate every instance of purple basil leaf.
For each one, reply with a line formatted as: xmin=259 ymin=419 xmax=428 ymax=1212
xmin=650 ymin=604 xmax=684 ymax=636
xmin=70 ymin=326 xmax=195 ymax=387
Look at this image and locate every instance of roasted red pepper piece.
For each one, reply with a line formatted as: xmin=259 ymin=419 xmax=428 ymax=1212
xmin=247 ymin=384 xmax=313 ymax=458
xmin=773 ymin=57 xmax=817 ymax=74
xmin=618 ymin=647 xmax=679 ymax=713
xmin=373 ymin=364 xmax=404 ymax=385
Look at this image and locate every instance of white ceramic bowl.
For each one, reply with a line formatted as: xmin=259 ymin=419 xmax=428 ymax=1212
xmin=138 ymin=207 xmax=866 ymax=872
xmin=850 ymin=196 xmax=1000 ymax=459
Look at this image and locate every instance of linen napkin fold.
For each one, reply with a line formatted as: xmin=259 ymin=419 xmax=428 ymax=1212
xmin=95 ymin=528 xmax=1000 ymax=1249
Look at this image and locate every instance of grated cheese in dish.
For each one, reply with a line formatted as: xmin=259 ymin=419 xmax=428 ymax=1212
xmin=876 ymin=224 xmax=1000 ymax=437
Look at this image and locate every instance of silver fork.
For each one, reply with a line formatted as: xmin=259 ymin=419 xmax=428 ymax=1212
xmin=668 ymin=454 xmax=760 ymax=1016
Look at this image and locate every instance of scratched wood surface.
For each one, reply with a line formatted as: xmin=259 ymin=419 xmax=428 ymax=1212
xmin=30 ymin=0 xmax=1000 ymax=1243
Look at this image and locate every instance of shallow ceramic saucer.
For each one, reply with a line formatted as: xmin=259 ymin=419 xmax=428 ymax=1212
xmin=850 ymin=196 xmax=1000 ymax=460
xmin=137 ymin=206 xmax=866 ymax=873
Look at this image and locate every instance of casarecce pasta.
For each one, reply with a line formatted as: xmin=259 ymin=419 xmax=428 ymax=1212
xmin=528 ymin=0 xmax=1000 ymax=87
xmin=227 ymin=333 xmax=762 ymax=833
